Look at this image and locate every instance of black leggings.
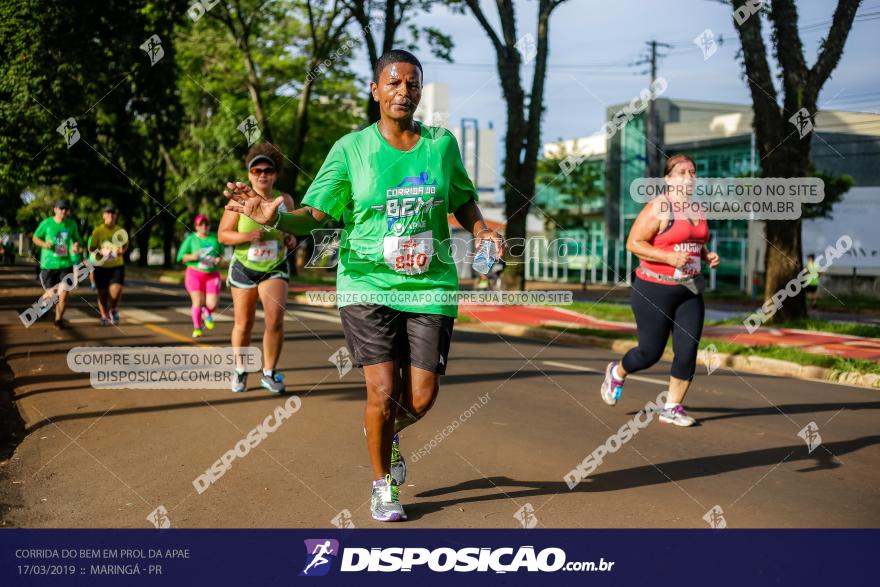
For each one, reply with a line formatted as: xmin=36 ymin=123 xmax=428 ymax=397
xmin=621 ymin=277 xmax=705 ymax=381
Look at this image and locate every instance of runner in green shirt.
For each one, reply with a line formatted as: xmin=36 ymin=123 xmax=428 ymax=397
xmin=223 ymin=50 xmax=504 ymax=522
xmin=805 ymin=254 xmax=820 ymax=309
xmin=178 ymin=215 xmax=224 ymax=338
xmin=32 ymin=199 xmax=83 ymax=328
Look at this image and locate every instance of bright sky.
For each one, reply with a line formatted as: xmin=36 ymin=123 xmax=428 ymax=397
xmin=353 ymin=0 xmax=880 ymax=145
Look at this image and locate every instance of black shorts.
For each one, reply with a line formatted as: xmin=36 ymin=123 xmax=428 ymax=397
xmin=227 ymin=258 xmax=288 ymax=289
xmin=39 ymin=267 xmax=74 ymax=289
xmin=93 ymin=265 xmax=125 ymax=289
xmin=339 ymin=304 xmax=454 ymax=374
xmin=804 ymin=284 xmax=818 ymax=294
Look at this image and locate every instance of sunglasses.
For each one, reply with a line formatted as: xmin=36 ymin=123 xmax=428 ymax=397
xmin=249 ymin=166 xmax=276 ymax=176
xmin=57 ymin=207 xmax=69 ymax=211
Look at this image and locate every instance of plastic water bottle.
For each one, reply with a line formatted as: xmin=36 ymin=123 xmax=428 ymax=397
xmin=472 ymin=239 xmax=497 ymax=274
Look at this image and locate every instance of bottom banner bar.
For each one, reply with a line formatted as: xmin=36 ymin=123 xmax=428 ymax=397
xmin=1 ymin=529 xmax=875 ymax=586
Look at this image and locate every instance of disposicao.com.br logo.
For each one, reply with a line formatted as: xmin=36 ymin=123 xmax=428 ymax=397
xmin=299 ymin=541 xmax=614 ymax=575
xmin=300 ymin=539 xmax=340 ymax=577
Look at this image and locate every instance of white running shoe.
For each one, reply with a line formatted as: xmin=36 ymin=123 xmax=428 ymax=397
xmin=659 ymin=405 xmax=696 ymax=427
xmin=600 ymin=361 xmax=626 ymax=406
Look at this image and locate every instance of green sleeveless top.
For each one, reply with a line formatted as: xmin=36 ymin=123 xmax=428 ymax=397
xmin=232 ymin=191 xmax=288 ymax=272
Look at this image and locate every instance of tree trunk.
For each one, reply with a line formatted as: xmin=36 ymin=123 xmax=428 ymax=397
xmin=241 ymin=40 xmax=272 ymax=143
xmin=731 ymin=0 xmax=861 ymax=322
xmin=463 ymin=0 xmax=561 ymax=291
xmin=137 ymin=204 xmax=152 ymax=268
xmin=501 ymin=172 xmax=531 ymax=290
xmin=760 ymin=140 xmax=811 ymax=321
xmin=288 ymin=74 xmax=315 ymax=194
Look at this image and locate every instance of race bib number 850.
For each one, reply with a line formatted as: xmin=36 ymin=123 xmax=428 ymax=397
xmin=383 ymin=230 xmax=434 ymax=275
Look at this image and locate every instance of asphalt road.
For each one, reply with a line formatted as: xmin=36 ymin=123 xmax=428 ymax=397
xmin=0 ymin=266 xmax=878 ymax=528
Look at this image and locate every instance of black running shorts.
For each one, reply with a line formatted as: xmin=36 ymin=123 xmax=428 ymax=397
xmin=39 ymin=267 xmax=74 ymax=289
xmin=93 ymin=265 xmax=125 ymax=289
xmin=227 ymin=258 xmax=289 ymax=289
xmin=339 ymin=304 xmax=454 ymax=374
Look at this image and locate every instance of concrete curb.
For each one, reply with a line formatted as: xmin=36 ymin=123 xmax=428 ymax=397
xmin=456 ymin=322 xmax=880 ymax=390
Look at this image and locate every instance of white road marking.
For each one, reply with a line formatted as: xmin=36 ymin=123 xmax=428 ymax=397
xmin=543 ymin=360 xmax=668 ymax=386
xmin=286 ymin=309 xmax=342 ymax=324
xmin=122 ymin=308 xmax=169 ymax=324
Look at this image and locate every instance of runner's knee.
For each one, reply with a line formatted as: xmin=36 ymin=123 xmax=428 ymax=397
xmin=671 ymin=359 xmax=696 ymax=381
xmin=366 ymin=382 xmax=397 ymax=419
xmin=622 ymin=344 xmax=664 ymax=372
xmin=263 ymin=315 xmax=284 ymax=334
xmin=409 ymin=383 xmax=438 ymax=416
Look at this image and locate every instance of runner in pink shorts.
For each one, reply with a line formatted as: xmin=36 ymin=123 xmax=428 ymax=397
xmin=177 ymin=215 xmax=224 ymax=338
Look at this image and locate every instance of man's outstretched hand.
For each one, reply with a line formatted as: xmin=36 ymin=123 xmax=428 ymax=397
xmin=223 ymin=181 xmax=282 ymax=226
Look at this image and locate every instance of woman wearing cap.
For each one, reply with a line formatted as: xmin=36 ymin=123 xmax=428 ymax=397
xmin=223 ymin=50 xmax=504 ymax=522
xmin=177 ymin=214 xmax=223 ymax=338
xmin=218 ymin=144 xmax=296 ymax=393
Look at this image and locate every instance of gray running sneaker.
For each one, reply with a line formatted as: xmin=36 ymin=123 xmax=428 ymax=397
xmin=600 ymin=361 xmax=625 ymax=406
xmin=390 ymin=433 xmax=406 ymax=485
xmin=371 ymin=474 xmax=406 ymax=522
xmin=231 ymin=370 xmax=247 ymax=393
xmin=659 ymin=404 xmax=696 ymax=427
xmin=260 ymin=370 xmax=285 ymax=394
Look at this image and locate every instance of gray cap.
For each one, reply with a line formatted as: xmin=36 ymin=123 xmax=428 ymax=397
xmin=247 ymin=154 xmax=276 ymax=169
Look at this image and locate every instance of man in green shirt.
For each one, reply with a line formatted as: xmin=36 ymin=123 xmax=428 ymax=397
xmin=32 ymin=199 xmax=83 ymax=328
xmin=805 ymin=254 xmax=820 ymax=309
xmin=223 ymin=50 xmax=504 ymax=522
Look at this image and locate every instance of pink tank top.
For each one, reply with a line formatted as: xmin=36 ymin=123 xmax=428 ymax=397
xmin=636 ymin=199 xmax=709 ymax=285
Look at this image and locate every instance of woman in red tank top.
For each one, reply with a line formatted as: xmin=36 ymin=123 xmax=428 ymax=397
xmin=599 ymin=154 xmax=721 ymax=427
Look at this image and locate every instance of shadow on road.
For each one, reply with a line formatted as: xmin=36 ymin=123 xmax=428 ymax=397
xmin=407 ymin=435 xmax=880 ymax=521
xmin=684 ymin=402 xmax=880 ymax=423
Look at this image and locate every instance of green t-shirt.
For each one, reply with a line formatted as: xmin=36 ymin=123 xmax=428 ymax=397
xmin=302 ymin=123 xmax=477 ymax=317
xmin=34 ymin=217 xmax=82 ymax=269
xmin=806 ymin=259 xmax=820 ymax=286
xmin=177 ymin=232 xmax=224 ymax=273
xmin=232 ymin=192 xmax=288 ymax=273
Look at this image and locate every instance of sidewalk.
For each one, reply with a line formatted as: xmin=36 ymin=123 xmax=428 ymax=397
xmin=459 ymin=304 xmax=880 ymax=362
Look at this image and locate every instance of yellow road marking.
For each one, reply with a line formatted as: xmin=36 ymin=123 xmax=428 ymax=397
xmin=142 ymin=322 xmax=210 ymax=348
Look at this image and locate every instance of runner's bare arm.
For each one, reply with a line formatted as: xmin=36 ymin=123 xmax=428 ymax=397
xmin=627 ymin=201 xmax=685 ymax=266
xmin=701 ymin=246 xmax=720 ymax=268
xmin=31 ymin=236 xmax=51 ymax=250
xmin=453 ymin=199 xmax=505 ymax=257
xmin=217 ymin=208 xmax=258 ymax=246
xmin=223 ymin=181 xmax=328 ymax=235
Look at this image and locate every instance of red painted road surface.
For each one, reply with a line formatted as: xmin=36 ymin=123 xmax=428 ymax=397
xmin=288 ymin=283 xmax=880 ymax=361
xmin=459 ymin=304 xmax=880 ymax=362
